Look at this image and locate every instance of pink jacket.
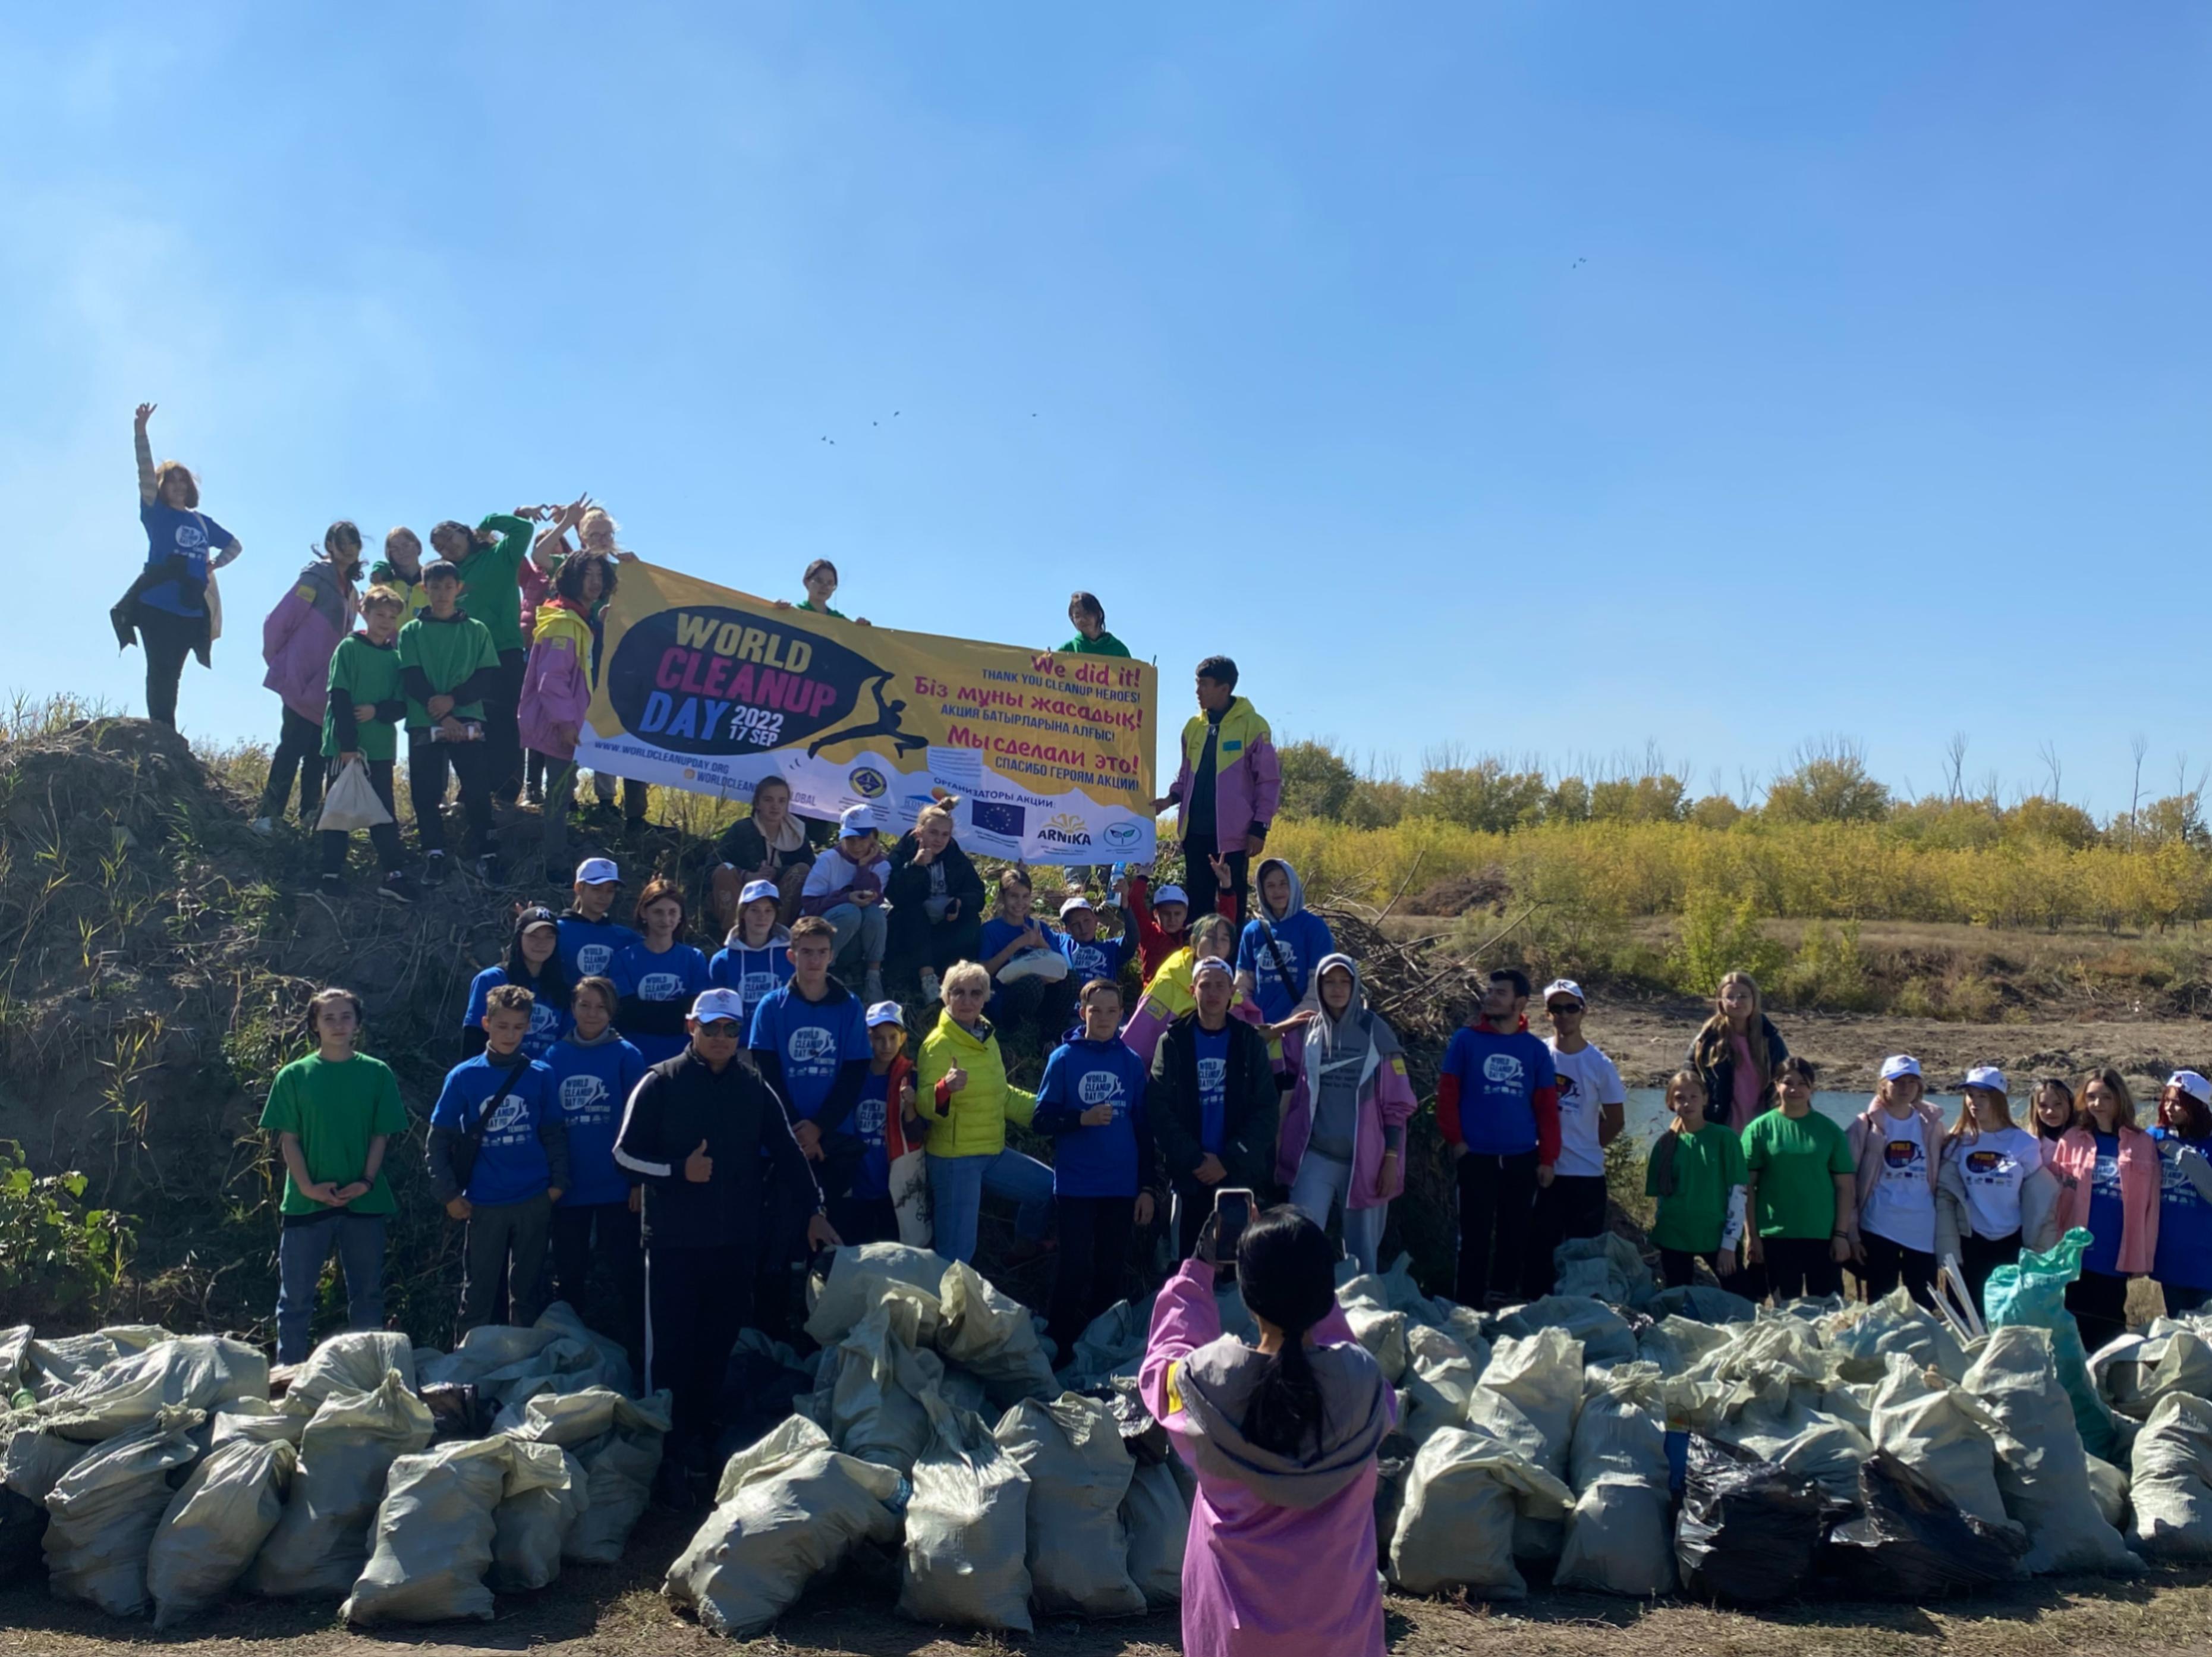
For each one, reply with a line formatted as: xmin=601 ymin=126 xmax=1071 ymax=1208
xmin=1275 ymin=999 xmax=1418 ymax=1208
xmin=518 ymin=601 xmax=593 ymax=761
xmin=1141 ymin=1261 xmax=1390 ymax=1657
xmin=260 ymin=560 xmax=357 ymax=721
xmin=2051 ymin=1124 xmax=2161 ymax=1275
xmin=1847 ymin=1096 xmax=1947 ymax=1213
xmin=1168 ymin=697 xmax=1282 ymax=856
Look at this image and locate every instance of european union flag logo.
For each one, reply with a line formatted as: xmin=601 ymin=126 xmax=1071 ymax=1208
xmin=971 ymin=801 xmax=1026 ymax=838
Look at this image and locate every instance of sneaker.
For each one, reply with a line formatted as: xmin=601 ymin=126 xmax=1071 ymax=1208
xmin=863 ymin=967 xmax=885 ymax=1004
xmin=377 ymin=872 xmax=414 ymax=905
xmin=524 ymin=785 xmax=545 ymax=807
xmin=317 ymin=873 xmax=345 ymax=899
xmin=920 ymin=966 xmax=942 ymax=1004
xmin=248 ymin=817 xmax=275 ymax=839
xmin=424 ymin=850 xmax=449 ymax=883
xmin=476 ymin=853 xmax=503 ymax=885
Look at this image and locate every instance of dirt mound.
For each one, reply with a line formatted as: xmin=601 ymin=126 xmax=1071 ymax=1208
xmin=0 ymin=718 xmax=234 ymax=848
xmin=1405 ymin=867 xmax=1514 ymax=919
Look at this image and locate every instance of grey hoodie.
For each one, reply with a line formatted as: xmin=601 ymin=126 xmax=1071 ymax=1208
xmin=1172 ymin=1332 xmax=1390 ymax=1509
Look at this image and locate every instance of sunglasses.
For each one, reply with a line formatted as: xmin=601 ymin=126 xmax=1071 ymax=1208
xmin=1546 ymin=1002 xmax=1584 ymax=1015
xmin=695 ymin=1021 xmax=742 ymax=1038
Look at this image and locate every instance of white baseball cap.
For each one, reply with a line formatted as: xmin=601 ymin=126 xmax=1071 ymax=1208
xmin=866 ymin=1000 xmax=905 ymax=1030
xmin=690 ymin=989 xmax=748 ymax=1025
xmin=1962 ymin=1064 xmax=2009 ymax=1095
xmin=575 ymin=857 xmax=621 ymax=885
xmin=1880 ymin=1054 xmax=1922 ymax=1081
xmin=1540 ymin=979 xmax=1586 ymax=1007
xmin=1059 ymin=896 xmax=1094 ymax=917
xmin=1153 ymin=884 xmax=1190 ymax=907
xmin=1191 ymin=957 xmax=1233 ymax=985
xmin=2170 ymin=1070 xmax=2212 ymax=1106
xmin=839 ymin=804 xmax=876 ymax=839
xmin=738 ymin=878 xmax=780 ymax=907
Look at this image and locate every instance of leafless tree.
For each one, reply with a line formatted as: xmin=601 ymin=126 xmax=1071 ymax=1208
xmin=1943 ymin=732 xmax=1969 ymax=801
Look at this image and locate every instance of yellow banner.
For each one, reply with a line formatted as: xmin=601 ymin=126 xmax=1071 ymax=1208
xmin=575 ymin=563 xmax=1159 ymax=863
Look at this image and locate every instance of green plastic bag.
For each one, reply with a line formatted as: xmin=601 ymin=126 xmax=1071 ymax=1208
xmin=1984 ymin=1229 xmax=2120 ymax=1461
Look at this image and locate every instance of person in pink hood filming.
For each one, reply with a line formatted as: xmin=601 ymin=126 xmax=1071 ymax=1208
xmin=1277 ymin=954 xmax=1416 ymax=1275
xmin=1141 ymin=1203 xmax=1394 ymax=1657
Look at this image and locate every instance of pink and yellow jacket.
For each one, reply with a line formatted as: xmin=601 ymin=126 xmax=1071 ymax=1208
xmin=518 ymin=599 xmax=594 ymax=762
xmin=1122 ymin=944 xmax=1267 ymax=1067
xmin=2051 ymin=1123 xmax=2161 ymax=1274
xmin=261 ymin=559 xmax=357 ymax=721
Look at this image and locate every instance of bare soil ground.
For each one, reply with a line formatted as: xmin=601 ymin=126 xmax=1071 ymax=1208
xmin=2 ymin=1511 xmax=2208 ymax=1657
xmin=1587 ymin=998 xmax=2212 ymax=1092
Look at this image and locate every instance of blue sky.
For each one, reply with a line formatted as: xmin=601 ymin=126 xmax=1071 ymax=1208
xmin=7 ymin=4 xmax=2208 ymax=813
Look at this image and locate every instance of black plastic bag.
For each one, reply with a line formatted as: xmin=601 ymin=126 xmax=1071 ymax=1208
xmin=0 ymin=1488 xmax=47 ymax=1585
xmin=1676 ymin=1433 xmax=1824 ymax=1604
xmin=1823 ymin=1450 xmax=2025 ymax=1598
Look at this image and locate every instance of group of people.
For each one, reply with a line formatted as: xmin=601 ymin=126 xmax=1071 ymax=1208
xmin=132 ymin=410 xmax=2212 ymax=1657
xmin=1631 ymin=971 xmax=2212 ymax=1351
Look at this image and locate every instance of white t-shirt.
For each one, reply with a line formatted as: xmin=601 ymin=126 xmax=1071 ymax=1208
xmin=1955 ymin=1126 xmax=2041 ymax=1241
xmin=1547 ymin=1041 xmax=1625 ymax=1180
xmin=1860 ymin=1111 xmax=1936 ymax=1252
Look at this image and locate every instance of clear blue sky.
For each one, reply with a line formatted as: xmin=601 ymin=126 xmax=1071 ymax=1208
xmin=7 ymin=5 xmax=2208 ymax=813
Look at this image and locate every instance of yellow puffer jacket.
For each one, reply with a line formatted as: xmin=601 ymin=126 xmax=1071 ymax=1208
xmin=917 ymin=1009 xmax=1037 ymax=1159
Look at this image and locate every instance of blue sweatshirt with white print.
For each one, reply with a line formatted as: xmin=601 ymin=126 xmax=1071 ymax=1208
xmin=1031 ymin=1036 xmax=1156 ymax=1198
xmin=542 ymin=1030 xmax=648 ymax=1208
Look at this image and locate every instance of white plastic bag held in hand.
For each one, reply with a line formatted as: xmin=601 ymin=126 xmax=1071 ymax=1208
xmin=317 ymin=759 xmax=394 ymax=832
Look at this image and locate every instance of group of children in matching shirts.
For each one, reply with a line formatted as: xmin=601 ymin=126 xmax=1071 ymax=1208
xmin=260 ymin=839 xmax=2212 ymax=1381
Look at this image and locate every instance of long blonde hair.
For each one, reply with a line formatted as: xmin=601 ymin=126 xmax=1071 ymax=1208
xmin=1948 ymin=1086 xmax=2015 ymax=1143
xmin=2079 ymin=1067 xmax=2137 ymax=1132
xmin=1691 ymin=971 xmax=1773 ymax=1090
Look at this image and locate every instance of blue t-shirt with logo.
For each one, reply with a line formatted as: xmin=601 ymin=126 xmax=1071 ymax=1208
xmin=557 ymin=914 xmax=641 ymax=985
xmin=1234 ymin=910 xmax=1337 ymax=1024
xmin=2151 ymin=1128 xmax=2212 ymax=1291
xmin=463 ymin=966 xmax=569 ymax=1062
xmin=138 ymin=501 xmax=237 ymax=617
xmin=1036 ymin=1037 xmax=1152 ymax=1197
xmin=2083 ymin=1131 xmax=2126 ymax=1278
xmin=1440 ymin=1026 xmax=1559 ymax=1157
xmin=542 ymin=1035 xmax=647 ymax=1208
xmin=1195 ymin=1026 xmax=1232 ymax=1154
xmin=1054 ymin=927 xmax=1135 ymax=991
xmin=846 ymin=1070 xmax=895 ymax=1200
xmin=429 ymin=1053 xmax=558 ymax=1208
xmin=609 ymin=941 xmax=712 ymax=1067
xmin=708 ymin=937 xmax=795 ymax=1028
xmin=748 ymin=982 xmax=870 ymax=1121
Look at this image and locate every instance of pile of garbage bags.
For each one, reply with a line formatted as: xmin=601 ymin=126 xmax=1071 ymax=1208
xmin=674 ymin=1234 xmax=2212 ymax=1639
xmin=0 ymin=1303 xmax=667 ymax=1627
xmin=666 ymin=1245 xmax=1168 ymax=1639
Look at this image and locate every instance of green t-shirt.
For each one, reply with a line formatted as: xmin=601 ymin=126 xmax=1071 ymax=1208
xmin=1742 ymin=1108 xmax=1854 ymax=1240
xmin=323 ymin=634 xmax=405 ymax=762
xmin=797 ymin=598 xmax=848 ymax=620
xmin=259 ymin=1052 xmax=408 ymax=1218
xmin=455 ymin=513 xmax=534 ymax=655
xmin=1060 ymin=630 xmax=1131 ymax=658
xmin=397 ymin=612 xmax=501 ymax=730
xmin=1646 ymin=1123 xmax=1748 ymax=1254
